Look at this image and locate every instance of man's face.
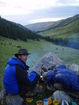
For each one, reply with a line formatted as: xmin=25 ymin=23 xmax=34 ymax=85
xmin=20 ymin=55 xmax=28 ymax=63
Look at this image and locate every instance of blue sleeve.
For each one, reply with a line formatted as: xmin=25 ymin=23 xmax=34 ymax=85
xmin=27 ymin=71 xmax=37 ymax=82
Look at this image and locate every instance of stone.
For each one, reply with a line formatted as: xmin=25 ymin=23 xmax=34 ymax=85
xmin=0 ymin=90 xmax=5 ymax=100
xmin=30 ymin=52 xmax=64 ymax=75
xmin=6 ymin=95 xmax=24 ymax=105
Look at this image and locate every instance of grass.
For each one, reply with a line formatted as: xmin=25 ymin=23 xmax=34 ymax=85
xmin=38 ymin=18 xmax=79 ymax=40
xmin=0 ymin=36 xmax=79 ymax=91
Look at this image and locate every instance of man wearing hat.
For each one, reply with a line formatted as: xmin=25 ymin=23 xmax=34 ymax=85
xmin=3 ymin=49 xmax=40 ymax=97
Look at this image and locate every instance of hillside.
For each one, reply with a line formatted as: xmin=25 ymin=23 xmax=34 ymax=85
xmin=26 ymin=14 xmax=79 ymax=40
xmin=0 ymin=17 xmax=42 ymax=41
xmin=26 ymin=21 xmax=55 ymax=32
xmin=38 ymin=15 xmax=79 ymax=39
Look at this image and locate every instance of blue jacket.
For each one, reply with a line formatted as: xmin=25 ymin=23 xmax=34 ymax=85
xmin=46 ymin=65 xmax=79 ymax=91
xmin=3 ymin=57 xmax=37 ymax=94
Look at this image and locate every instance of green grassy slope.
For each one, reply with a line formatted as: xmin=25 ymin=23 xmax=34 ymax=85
xmin=38 ymin=15 xmax=79 ymax=40
xmin=0 ymin=36 xmax=79 ymax=90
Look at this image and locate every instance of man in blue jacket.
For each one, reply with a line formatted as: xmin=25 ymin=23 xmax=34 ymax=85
xmin=3 ymin=49 xmax=40 ymax=97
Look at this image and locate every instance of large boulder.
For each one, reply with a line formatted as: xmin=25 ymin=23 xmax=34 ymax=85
xmin=30 ymin=52 xmax=64 ymax=75
xmin=6 ymin=95 xmax=24 ymax=105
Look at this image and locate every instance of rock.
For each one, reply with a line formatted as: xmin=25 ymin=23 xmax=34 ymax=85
xmin=6 ymin=95 xmax=24 ymax=105
xmin=52 ymin=90 xmax=72 ymax=103
xmin=0 ymin=90 xmax=5 ymax=101
xmin=0 ymin=90 xmax=5 ymax=105
xmin=69 ymin=64 xmax=79 ymax=75
xmin=30 ymin=52 xmax=64 ymax=75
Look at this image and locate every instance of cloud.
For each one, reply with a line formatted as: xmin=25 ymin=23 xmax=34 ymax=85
xmin=31 ymin=17 xmax=65 ymax=23
xmin=57 ymin=0 xmax=79 ymax=6
xmin=0 ymin=0 xmax=79 ymax=15
xmin=1 ymin=0 xmax=79 ymax=15
xmin=0 ymin=0 xmax=58 ymax=15
xmin=0 ymin=0 xmax=79 ymax=24
xmin=0 ymin=1 xmax=7 ymax=7
xmin=29 ymin=6 xmax=79 ymax=19
xmin=2 ymin=6 xmax=79 ymax=25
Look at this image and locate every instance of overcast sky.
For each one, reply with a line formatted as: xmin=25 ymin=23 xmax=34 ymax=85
xmin=0 ymin=0 xmax=79 ymax=25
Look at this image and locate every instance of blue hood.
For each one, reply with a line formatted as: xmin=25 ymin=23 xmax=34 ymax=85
xmin=7 ymin=57 xmax=27 ymax=69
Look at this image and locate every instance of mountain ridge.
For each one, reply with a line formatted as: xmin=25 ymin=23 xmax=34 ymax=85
xmin=25 ymin=14 xmax=79 ymax=36
xmin=0 ymin=17 xmax=42 ymax=41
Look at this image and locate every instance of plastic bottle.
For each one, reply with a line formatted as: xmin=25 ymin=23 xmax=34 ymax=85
xmin=44 ymin=98 xmax=48 ymax=105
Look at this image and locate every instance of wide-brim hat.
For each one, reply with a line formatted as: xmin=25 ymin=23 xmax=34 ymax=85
xmin=15 ymin=49 xmax=30 ymax=56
